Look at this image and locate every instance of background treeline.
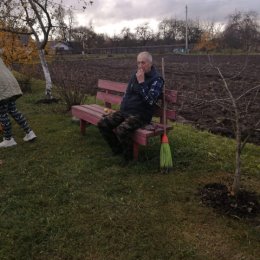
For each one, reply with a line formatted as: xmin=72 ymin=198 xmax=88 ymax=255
xmin=0 ymin=2 xmax=259 ymax=100
xmin=60 ymin=10 xmax=260 ymax=52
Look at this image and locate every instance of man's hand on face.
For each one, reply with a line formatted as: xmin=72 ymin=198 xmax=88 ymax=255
xmin=136 ymin=68 xmax=145 ymax=84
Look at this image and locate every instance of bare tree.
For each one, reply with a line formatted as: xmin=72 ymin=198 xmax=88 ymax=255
xmin=135 ymin=23 xmax=154 ymax=46
xmin=206 ymin=56 xmax=260 ymax=195
xmin=158 ymin=18 xmax=178 ymax=44
xmin=71 ymin=25 xmax=100 ymax=49
xmin=54 ymin=4 xmax=68 ymax=42
xmin=0 ymin=0 xmax=93 ymax=99
xmin=67 ymin=7 xmax=76 ymax=42
xmin=53 ymin=5 xmax=77 ymax=42
xmin=222 ymin=10 xmax=259 ymax=51
xmin=178 ymin=54 xmax=259 ymax=195
xmin=120 ymin=27 xmax=135 ymax=47
xmin=187 ymin=19 xmax=203 ymax=44
xmin=158 ymin=17 xmax=203 ymax=45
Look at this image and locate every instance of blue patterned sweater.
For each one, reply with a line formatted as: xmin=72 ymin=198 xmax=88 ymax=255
xmin=120 ymin=66 xmax=164 ymax=123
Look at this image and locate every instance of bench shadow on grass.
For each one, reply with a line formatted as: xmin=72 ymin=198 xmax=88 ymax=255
xmin=35 ymin=98 xmax=61 ymax=104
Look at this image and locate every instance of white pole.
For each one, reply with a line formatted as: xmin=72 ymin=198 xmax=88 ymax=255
xmin=185 ymin=5 xmax=188 ymax=53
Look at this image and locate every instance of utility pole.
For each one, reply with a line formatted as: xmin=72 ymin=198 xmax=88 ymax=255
xmin=185 ymin=5 xmax=188 ymax=53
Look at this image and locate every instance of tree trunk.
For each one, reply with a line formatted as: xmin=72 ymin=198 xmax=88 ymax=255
xmin=214 ymin=66 xmax=243 ymax=196
xmin=232 ymin=120 xmax=242 ymax=195
xmin=38 ymin=49 xmax=52 ymax=99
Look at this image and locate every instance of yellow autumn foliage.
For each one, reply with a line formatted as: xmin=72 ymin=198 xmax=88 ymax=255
xmin=0 ymin=30 xmax=39 ymax=67
xmin=194 ymin=32 xmax=218 ymax=52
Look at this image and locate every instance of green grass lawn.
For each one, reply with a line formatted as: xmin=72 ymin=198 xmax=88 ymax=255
xmin=0 ymin=79 xmax=259 ymax=260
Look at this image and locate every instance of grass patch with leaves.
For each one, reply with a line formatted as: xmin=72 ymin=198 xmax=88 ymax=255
xmin=0 ymin=79 xmax=259 ymax=260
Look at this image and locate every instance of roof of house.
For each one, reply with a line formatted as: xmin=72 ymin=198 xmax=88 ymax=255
xmin=49 ymin=41 xmax=83 ymax=52
xmin=18 ymin=34 xmax=30 ymax=46
xmin=66 ymin=41 xmax=83 ymax=52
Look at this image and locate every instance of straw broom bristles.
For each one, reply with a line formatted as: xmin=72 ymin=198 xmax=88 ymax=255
xmin=160 ymin=134 xmax=173 ymax=173
xmin=160 ymin=58 xmax=173 ymax=173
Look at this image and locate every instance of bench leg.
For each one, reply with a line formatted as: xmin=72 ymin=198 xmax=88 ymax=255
xmin=133 ymin=142 xmax=139 ymax=160
xmin=80 ymin=120 xmax=86 ymax=135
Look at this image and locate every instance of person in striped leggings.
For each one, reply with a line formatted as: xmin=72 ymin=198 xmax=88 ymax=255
xmin=0 ymin=52 xmax=36 ymax=148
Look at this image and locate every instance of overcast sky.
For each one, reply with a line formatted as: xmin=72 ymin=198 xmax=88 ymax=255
xmin=62 ymin=0 xmax=260 ymax=36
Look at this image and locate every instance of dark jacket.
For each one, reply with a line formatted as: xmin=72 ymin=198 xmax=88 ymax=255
xmin=120 ymin=65 xmax=164 ymax=123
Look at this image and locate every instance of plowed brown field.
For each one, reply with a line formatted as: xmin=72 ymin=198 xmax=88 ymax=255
xmin=25 ymin=53 xmax=260 ymax=144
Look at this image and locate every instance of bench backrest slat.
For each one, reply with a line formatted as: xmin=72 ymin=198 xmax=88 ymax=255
xmin=98 ymin=79 xmax=127 ymax=93
xmin=165 ymin=89 xmax=178 ymax=103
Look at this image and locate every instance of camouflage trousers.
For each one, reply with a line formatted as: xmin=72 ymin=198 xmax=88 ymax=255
xmin=97 ymin=111 xmax=145 ymax=160
xmin=0 ymin=100 xmax=31 ymax=140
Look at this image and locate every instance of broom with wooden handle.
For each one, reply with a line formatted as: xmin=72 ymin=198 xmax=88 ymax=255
xmin=160 ymin=58 xmax=173 ymax=173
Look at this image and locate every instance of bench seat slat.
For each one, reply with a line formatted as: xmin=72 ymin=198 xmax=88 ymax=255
xmin=72 ymin=105 xmax=102 ymax=125
xmin=81 ymin=104 xmax=115 ymax=114
xmin=134 ymin=125 xmax=172 ymax=145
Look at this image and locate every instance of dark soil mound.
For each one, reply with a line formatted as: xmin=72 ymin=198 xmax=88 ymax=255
xmin=199 ymin=183 xmax=260 ymax=218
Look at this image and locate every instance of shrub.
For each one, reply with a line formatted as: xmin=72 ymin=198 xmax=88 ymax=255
xmin=12 ymin=70 xmax=32 ymax=93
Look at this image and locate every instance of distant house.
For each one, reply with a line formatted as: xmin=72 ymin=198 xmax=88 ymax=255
xmin=50 ymin=41 xmax=83 ymax=55
xmin=18 ymin=34 xmax=30 ymax=46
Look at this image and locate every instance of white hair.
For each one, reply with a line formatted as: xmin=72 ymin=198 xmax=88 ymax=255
xmin=138 ymin=51 xmax=153 ymax=63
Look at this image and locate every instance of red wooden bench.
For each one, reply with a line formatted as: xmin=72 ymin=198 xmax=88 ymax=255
xmin=71 ymin=79 xmax=177 ymax=160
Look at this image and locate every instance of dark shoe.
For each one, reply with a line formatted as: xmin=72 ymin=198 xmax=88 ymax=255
xmin=119 ymin=158 xmax=130 ymax=167
xmin=111 ymin=146 xmax=123 ymax=155
xmin=121 ymin=151 xmax=134 ymax=166
xmin=123 ymin=150 xmax=133 ymax=161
